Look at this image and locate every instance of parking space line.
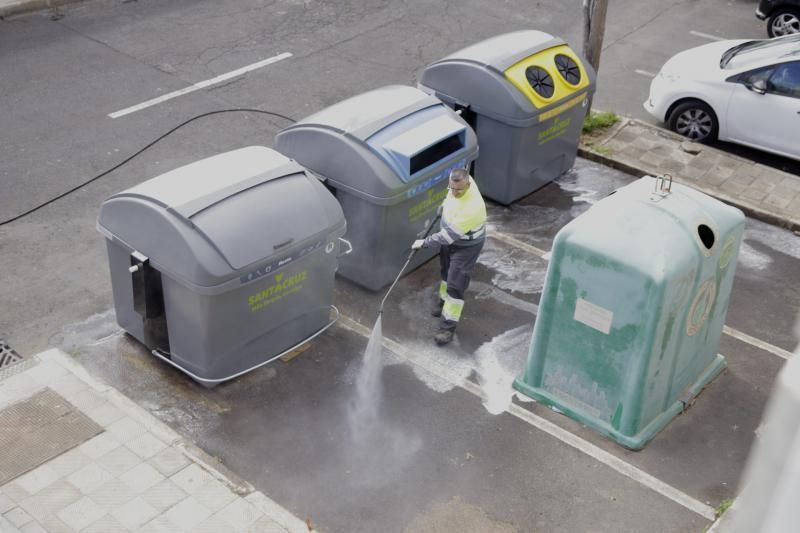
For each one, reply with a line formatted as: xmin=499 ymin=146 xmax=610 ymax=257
xmin=489 ymin=231 xmax=792 ymax=361
xmin=723 ymin=326 xmax=793 ymax=360
xmin=338 ymin=315 xmax=717 ymax=521
xmin=690 ymin=30 xmax=726 ymax=41
xmin=489 ymin=230 xmax=550 ymax=258
xmin=108 ymin=52 xmax=292 ymax=118
xmin=635 ymin=69 xmax=657 ymax=78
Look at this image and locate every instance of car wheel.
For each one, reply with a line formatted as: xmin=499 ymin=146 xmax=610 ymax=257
xmin=668 ymin=101 xmax=718 ymax=143
xmin=767 ymin=9 xmax=800 ymax=37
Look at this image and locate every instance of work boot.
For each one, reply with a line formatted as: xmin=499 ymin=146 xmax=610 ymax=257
xmin=431 ymin=299 xmax=444 ymax=317
xmin=434 ymin=329 xmax=454 ymax=346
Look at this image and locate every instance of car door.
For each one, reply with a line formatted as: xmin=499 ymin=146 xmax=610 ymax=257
xmin=725 ymin=61 xmax=800 ymax=159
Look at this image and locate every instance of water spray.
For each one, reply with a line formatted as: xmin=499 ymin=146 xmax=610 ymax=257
xmin=378 ymin=214 xmax=441 ymax=316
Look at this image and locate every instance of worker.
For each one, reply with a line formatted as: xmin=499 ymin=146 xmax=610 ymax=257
xmin=412 ymin=168 xmax=487 ymax=345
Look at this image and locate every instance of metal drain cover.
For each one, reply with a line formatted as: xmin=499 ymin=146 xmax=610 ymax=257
xmin=0 ymin=388 xmax=103 ymax=486
xmin=0 ymin=338 xmax=23 ymax=369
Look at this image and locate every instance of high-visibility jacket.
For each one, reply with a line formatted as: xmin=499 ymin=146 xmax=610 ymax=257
xmin=423 ymin=177 xmax=487 ymax=247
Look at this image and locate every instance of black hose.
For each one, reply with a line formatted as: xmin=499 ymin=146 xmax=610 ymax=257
xmin=0 ymin=108 xmax=296 ymax=227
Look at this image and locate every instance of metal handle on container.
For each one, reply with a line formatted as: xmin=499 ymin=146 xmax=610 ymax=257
xmin=654 ymin=174 xmax=673 ymax=194
xmin=273 ymin=238 xmax=294 ymax=250
xmin=338 ymin=238 xmax=353 ymax=256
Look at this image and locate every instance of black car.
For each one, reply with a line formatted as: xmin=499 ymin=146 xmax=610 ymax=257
xmin=757 ymin=0 xmax=800 ymax=37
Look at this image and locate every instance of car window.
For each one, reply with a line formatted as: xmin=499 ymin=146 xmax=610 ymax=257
xmin=738 ymin=66 xmax=775 ymax=86
xmin=768 ymin=62 xmax=800 ymax=98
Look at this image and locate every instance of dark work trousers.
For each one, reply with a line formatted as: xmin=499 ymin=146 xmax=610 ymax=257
xmin=438 ymin=240 xmax=484 ymax=331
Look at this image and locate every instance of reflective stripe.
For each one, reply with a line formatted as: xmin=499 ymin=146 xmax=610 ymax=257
xmin=439 ymin=281 xmax=448 ymax=300
xmin=442 ymin=294 xmax=464 ymax=322
xmin=440 ymin=219 xmax=462 ymax=244
xmin=464 ymin=225 xmax=486 ymax=240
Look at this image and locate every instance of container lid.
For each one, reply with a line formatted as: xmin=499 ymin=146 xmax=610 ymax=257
xmin=419 ymin=30 xmax=595 ymax=125
xmin=435 ymin=30 xmax=564 ymax=73
xmin=97 ymin=146 xmax=345 ymax=287
xmin=273 ymin=86 xmax=478 ymax=203
xmin=297 ymin=85 xmax=436 ymax=139
xmin=559 ymin=176 xmax=745 ymax=272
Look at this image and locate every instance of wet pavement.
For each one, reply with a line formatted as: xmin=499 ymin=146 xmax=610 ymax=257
xmin=65 ymin=159 xmax=800 ymax=532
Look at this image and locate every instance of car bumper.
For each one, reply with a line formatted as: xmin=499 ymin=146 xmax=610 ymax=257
xmin=756 ymin=0 xmax=775 ymax=20
xmin=643 ymin=74 xmax=672 ymax=123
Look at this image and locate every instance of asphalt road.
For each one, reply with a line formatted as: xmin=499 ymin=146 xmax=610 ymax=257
xmin=1 ymin=0 xmax=799 ymax=531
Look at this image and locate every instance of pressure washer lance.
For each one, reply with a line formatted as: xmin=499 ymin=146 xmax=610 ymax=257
xmin=378 ymin=214 xmax=441 ymax=315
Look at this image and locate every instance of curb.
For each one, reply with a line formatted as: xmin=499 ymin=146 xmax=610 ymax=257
xmin=579 ymin=118 xmax=800 ymax=234
xmin=0 ymin=0 xmax=80 ymax=18
xmin=35 ymin=348 xmax=312 ymax=533
xmin=37 ymin=349 xmax=255 ymax=494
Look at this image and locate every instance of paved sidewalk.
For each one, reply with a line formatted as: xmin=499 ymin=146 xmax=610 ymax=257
xmin=0 ymin=349 xmax=310 ymax=533
xmin=0 ymin=0 xmax=77 ymax=18
xmin=580 ymin=118 xmax=800 ymax=233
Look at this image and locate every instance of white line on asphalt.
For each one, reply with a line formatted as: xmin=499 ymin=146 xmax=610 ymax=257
xmin=723 ymin=326 xmax=793 ymax=360
xmin=489 ymin=231 xmax=550 ymax=258
xmin=489 ymin=231 xmax=792 ymax=361
xmin=108 ymin=52 xmax=293 ymax=119
xmin=690 ymin=30 xmax=726 ymax=41
xmin=338 ymin=315 xmax=717 ymax=521
xmin=635 ymin=69 xmax=657 ymax=78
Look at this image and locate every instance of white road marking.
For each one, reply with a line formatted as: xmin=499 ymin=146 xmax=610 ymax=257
xmin=489 ymin=231 xmax=792 ymax=360
xmin=635 ymin=69 xmax=657 ymax=78
xmin=723 ymin=326 xmax=793 ymax=360
xmin=338 ymin=315 xmax=717 ymax=521
xmin=108 ymin=52 xmax=292 ymax=118
xmin=690 ymin=30 xmax=726 ymax=41
xmin=489 ymin=231 xmax=549 ymax=258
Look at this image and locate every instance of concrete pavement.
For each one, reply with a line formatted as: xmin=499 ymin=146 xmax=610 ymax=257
xmin=580 ymin=117 xmax=800 ymax=233
xmin=0 ymin=349 xmax=310 ymax=533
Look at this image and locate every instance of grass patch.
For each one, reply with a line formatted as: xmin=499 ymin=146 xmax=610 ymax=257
xmin=716 ymin=498 xmax=734 ymax=518
xmin=582 ymin=111 xmax=619 ymax=135
xmin=593 ymin=145 xmax=615 ymax=157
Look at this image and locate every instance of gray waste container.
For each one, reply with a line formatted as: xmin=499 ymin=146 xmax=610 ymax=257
xmin=97 ymin=146 xmax=347 ymax=386
xmin=274 ymin=85 xmax=478 ymax=291
xmin=419 ymin=30 xmax=596 ymax=205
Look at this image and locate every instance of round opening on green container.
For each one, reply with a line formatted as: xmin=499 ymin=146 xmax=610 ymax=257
xmin=525 ymin=66 xmax=555 ymax=98
xmin=697 ymin=224 xmax=715 ymax=250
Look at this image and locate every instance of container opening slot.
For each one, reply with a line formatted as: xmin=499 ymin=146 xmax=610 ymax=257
xmin=410 ymin=133 xmax=464 ymax=176
xmin=697 ymin=224 xmax=715 ymax=250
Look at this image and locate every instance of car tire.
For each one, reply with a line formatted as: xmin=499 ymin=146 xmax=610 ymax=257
xmin=667 ymin=101 xmax=718 ymax=143
xmin=767 ymin=8 xmax=800 ymax=37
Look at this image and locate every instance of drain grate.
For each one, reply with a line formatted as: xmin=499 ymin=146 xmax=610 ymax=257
xmin=0 ymin=338 xmax=23 ymax=369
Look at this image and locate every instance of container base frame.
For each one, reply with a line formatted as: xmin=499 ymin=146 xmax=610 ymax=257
xmin=512 ymin=353 xmax=727 ymax=450
xmin=151 ymin=305 xmax=341 ymax=387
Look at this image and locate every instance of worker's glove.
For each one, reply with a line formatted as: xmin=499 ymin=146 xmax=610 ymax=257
xmin=411 ymin=239 xmax=426 ymax=250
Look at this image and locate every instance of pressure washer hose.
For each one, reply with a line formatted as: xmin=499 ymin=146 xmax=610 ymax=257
xmin=378 ymin=214 xmax=441 ymax=314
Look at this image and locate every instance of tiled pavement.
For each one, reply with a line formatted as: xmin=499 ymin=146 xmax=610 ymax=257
xmin=580 ymin=118 xmax=800 ymax=233
xmin=0 ymin=349 xmax=309 ymax=533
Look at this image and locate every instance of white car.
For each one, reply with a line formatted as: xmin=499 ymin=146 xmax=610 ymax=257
xmin=644 ymin=35 xmax=800 ymax=161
